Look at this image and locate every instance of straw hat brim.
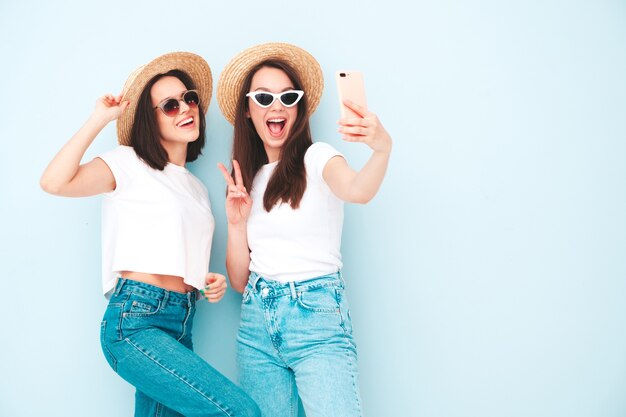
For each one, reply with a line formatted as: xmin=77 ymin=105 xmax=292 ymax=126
xmin=217 ymin=42 xmax=323 ymax=125
xmin=116 ymin=52 xmax=212 ymax=146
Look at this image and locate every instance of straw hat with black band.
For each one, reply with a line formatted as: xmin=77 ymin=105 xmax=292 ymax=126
xmin=217 ymin=42 xmax=323 ymax=125
xmin=116 ymin=51 xmax=213 ymax=146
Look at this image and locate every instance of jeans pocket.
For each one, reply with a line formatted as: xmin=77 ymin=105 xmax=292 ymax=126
xmin=100 ymin=320 xmax=118 ymax=372
xmin=336 ymin=289 xmax=354 ymax=335
xmin=125 ymin=292 xmax=162 ymax=317
xmin=297 ymin=286 xmax=341 ymax=314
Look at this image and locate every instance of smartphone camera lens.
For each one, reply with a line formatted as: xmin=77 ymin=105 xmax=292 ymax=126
xmin=340 ymin=73 xmax=346 ymax=77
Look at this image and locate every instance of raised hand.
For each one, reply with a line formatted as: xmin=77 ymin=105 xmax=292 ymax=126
xmin=337 ymin=100 xmax=392 ymax=154
xmin=94 ymin=94 xmax=130 ymax=123
xmin=217 ymin=160 xmax=252 ymax=226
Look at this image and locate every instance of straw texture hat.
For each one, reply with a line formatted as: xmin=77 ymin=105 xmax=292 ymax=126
xmin=116 ymin=52 xmax=212 ymax=146
xmin=217 ymin=42 xmax=323 ymax=125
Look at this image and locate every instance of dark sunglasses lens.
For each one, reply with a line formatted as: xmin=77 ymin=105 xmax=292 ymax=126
xmin=162 ymin=99 xmax=180 ymax=116
xmin=254 ymin=93 xmax=274 ymax=107
xmin=184 ymin=91 xmax=199 ymax=107
xmin=281 ymin=92 xmax=300 ymax=106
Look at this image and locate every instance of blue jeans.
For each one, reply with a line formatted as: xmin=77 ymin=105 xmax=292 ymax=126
xmin=237 ymin=272 xmax=363 ymax=417
xmin=101 ymin=278 xmax=261 ymax=417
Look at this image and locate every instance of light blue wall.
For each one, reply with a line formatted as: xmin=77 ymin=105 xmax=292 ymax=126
xmin=1 ymin=1 xmax=625 ymax=416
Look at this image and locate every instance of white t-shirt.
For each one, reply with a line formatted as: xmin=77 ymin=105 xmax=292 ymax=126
xmin=248 ymin=142 xmax=344 ymax=282
xmin=98 ymin=146 xmax=214 ymax=297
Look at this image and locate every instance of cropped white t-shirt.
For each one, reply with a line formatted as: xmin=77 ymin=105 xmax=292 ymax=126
xmin=98 ymin=146 xmax=214 ymax=297
xmin=248 ymin=142 xmax=344 ymax=282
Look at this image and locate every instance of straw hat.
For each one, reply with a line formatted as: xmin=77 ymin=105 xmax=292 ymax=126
xmin=116 ymin=51 xmax=212 ymax=146
xmin=217 ymin=42 xmax=323 ymax=125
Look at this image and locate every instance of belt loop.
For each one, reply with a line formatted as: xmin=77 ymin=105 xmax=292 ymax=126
xmin=289 ymin=281 xmax=297 ymax=300
xmin=187 ymin=290 xmax=195 ymax=308
xmin=161 ymin=290 xmax=170 ymax=309
xmin=338 ymin=270 xmax=345 ymax=288
xmin=114 ymin=277 xmax=126 ymax=296
xmin=249 ymin=272 xmax=261 ymax=292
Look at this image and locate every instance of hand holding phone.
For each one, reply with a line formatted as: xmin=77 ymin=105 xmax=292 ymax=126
xmin=336 ymin=71 xmax=367 ymax=119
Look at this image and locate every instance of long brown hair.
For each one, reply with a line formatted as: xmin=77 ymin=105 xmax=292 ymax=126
xmin=232 ymin=60 xmax=312 ymax=211
xmin=130 ymin=70 xmax=206 ymax=170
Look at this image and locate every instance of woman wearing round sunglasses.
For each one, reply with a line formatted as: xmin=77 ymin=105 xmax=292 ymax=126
xmin=40 ymin=52 xmax=260 ymax=417
xmin=216 ymin=43 xmax=392 ymax=417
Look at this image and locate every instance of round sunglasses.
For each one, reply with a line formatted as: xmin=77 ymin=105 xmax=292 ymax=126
xmin=154 ymin=90 xmax=200 ymax=117
xmin=246 ymin=90 xmax=304 ymax=108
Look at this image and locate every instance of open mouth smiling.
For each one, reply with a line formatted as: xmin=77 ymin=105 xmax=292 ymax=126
xmin=177 ymin=117 xmax=194 ymax=127
xmin=267 ymin=118 xmax=286 ymax=135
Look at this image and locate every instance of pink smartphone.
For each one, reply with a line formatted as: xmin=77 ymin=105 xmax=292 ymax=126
xmin=336 ymin=71 xmax=367 ymax=118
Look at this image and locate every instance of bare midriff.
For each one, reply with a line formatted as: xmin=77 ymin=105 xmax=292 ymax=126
xmin=119 ymin=271 xmax=195 ymax=294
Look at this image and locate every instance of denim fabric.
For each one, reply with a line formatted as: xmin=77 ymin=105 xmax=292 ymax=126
xmin=237 ymin=272 xmax=362 ymax=417
xmin=101 ymin=278 xmax=261 ymax=417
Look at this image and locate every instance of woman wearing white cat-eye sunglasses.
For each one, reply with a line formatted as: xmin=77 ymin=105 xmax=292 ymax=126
xmin=216 ymin=42 xmax=392 ymax=417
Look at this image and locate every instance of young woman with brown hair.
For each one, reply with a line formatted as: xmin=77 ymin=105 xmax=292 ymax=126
xmin=41 ymin=52 xmax=260 ymax=417
xmin=217 ymin=42 xmax=392 ymax=417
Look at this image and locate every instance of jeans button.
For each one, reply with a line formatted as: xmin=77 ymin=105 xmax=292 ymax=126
xmin=261 ymin=288 xmax=269 ymax=297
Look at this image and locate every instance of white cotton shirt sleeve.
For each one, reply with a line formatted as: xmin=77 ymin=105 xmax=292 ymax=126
xmin=303 ymin=141 xmax=344 ymax=182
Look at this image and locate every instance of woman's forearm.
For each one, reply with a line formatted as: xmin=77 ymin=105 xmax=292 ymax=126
xmin=40 ymin=112 xmax=110 ymax=195
xmin=225 ymin=223 xmax=251 ymax=293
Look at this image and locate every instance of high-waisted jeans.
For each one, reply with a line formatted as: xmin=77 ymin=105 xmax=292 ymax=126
xmin=100 ymin=278 xmax=261 ymax=417
xmin=237 ymin=272 xmax=363 ymax=417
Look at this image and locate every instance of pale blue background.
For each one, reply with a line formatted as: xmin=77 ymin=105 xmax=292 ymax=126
xmin=1 ymin=1 xmax=625 ymax=416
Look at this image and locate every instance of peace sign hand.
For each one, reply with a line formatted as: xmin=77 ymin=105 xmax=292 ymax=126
xmin=217 ymin=160 xmax=252 ymax=226
xmin=338 ymin=100 xmax=392 ymax=154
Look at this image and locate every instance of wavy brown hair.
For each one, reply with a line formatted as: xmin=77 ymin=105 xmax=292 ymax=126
xmin=232 ymin=60 xmax=312 ymax=211
xmin=130 ymin=70 xmax=206 ymax=170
